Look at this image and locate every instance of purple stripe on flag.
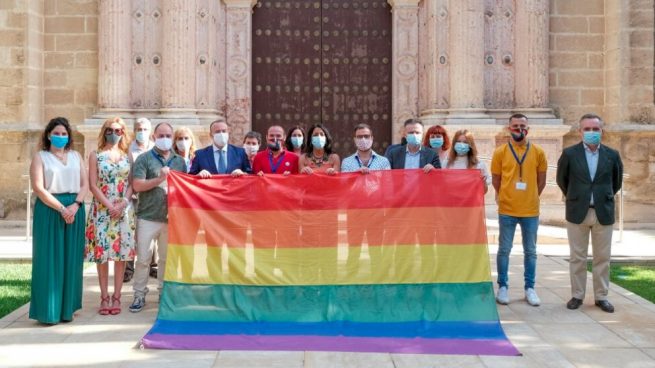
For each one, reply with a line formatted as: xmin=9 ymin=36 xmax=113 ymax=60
xmin=142 ymin=333 xmax=521 ymax=356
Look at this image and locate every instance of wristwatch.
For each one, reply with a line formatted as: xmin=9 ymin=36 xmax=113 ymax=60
xmin=75 ymin=200 xmax=84 ymax=207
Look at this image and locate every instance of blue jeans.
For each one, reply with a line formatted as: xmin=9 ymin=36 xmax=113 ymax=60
xmin=496 ymin=214 xmax=539 ymax=290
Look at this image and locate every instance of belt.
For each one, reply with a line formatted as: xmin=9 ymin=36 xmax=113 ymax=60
xmin=589 ymin=205 xmax=595 ymax=208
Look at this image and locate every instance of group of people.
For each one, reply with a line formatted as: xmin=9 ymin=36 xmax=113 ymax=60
xmin=28 ymin=111 xmax=622 ymax=325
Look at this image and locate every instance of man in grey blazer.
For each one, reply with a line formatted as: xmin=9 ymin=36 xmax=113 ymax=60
xmin=385 ymin=119 xmax=441 ymax=171
xmin=556 ymin=113 xmax=623 ymax=313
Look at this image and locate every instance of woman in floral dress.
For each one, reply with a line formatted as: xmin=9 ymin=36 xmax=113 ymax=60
xmin=85 ymin=117 xmax=136 ymax=315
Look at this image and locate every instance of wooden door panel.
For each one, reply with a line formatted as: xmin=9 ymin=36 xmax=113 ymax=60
xmin=252 ymin=0 xmax=392 ymax=158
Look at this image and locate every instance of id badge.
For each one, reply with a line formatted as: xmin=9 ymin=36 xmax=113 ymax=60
xmin=515 ymin=181 xmax=527 ymax=191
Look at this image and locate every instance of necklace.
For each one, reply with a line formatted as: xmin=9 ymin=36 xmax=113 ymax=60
xmin=310 ymin=152 xmax=327 ymax=167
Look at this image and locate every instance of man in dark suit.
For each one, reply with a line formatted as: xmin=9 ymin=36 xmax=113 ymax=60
xmin=385 ymin=118 xmax=441 ymax=171
xmin=556 ymin=113 xmax=623 ymax=313
xmin=384 ymin=118 xmax=440 ymax=276
xmin=189 ymin=119 xmax=251 ymax=177
xmin=187 ymin=119 xmax=251 ymax=278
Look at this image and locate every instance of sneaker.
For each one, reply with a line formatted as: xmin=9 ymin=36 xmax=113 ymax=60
xmin=129 ymin=296 xmax=146 ymax=313
xmin=496 ymin=286 xmax=509 ymax=305
xmin=525 ymin=288 xmax=541 ymax=306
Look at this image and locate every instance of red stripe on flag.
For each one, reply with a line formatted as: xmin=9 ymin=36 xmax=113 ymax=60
xmin=168 ymin=169 xmax=484 ymax=211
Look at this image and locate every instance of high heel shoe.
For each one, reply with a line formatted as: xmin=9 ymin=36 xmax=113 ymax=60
xmin=99 ymin=296 xmax=110 ymax=315
xmin=109 ymin=295 xmax=121 ymax=315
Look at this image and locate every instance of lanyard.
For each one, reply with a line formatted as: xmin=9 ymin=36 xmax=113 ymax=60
xmin=151 ymin=149 xmax=175 ymax=168
xmin=355 ymin=154 xmax=375 ymax=168
xmin=268 ymin=150 xmax=286 ymax=173
xmin=508 ymin=142 xmax=530 ymax=180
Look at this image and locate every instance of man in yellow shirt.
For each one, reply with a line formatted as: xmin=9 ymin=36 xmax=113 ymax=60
xmin=491 ymin=114 xmax=548 ymax=307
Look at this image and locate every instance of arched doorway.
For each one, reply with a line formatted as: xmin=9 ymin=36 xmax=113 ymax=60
xmin=252 ymin=0 xmax=392 ymax=157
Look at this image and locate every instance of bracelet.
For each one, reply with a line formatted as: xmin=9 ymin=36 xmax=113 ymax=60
xmin=58 ymin=205 xmax=66 ymax=213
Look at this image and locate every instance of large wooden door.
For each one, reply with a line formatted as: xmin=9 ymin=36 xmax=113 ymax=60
xmin=252 ymin=0 xmax=392 ymax=158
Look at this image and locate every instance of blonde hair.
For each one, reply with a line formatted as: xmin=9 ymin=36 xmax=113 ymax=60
xmin=173 ymin=126 xmax=197 ymax=160
xmin=97 ymin=117 xmax=130 ymax=154
xmin=447 ymin=129 xmax=479 ymax=169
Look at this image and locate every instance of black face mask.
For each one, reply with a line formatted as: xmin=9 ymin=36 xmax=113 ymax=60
xmin=510 ymin=128 xmax=527 ymax=142
xmin=268 ymin=138 xmax=281 ymax=151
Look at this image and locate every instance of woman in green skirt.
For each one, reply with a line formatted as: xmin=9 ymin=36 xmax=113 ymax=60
xmin=29 ymin=117 xmax=89 ymax=324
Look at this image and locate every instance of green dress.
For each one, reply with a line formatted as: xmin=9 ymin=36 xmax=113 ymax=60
xmin=29 ymin=151 xmax=86 ymax=324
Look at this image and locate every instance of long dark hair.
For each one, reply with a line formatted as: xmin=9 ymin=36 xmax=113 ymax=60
xmin=284 ymin=125 xmax=305 ymax=152
xmin=304 ymin=123 xmax=333 ymax=155
xmin=40 ymin=117 xmax=73 ymax=151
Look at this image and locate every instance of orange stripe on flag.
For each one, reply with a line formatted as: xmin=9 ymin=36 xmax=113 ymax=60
xmin=168 ymin=206 xmax=487 ymax=248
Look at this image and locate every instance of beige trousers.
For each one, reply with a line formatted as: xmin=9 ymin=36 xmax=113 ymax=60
xmin=566 ymin=208 xmax=613 ymax=301
xmin=133 ymin=219 xmax=168 ymax=298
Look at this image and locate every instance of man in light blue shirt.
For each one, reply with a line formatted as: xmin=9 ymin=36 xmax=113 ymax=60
xmin=341 ymin=123 xmax=391 ymax=173
xmin=341 ymin=123 xmax=390 ymax=279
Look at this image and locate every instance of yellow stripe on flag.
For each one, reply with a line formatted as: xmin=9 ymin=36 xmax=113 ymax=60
xmin=165 ymin=244 xmax=491 ymax=286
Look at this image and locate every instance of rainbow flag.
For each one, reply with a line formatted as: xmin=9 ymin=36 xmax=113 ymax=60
xmin=141 ymin=170 xmax=519 ymax=356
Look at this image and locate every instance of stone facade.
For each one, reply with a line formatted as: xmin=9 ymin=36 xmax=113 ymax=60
xmin=0 ymin=0 xmax=653 ymax=225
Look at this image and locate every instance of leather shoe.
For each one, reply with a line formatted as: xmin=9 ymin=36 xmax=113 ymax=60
xmin=595 ymin=300 xmax=615 ymax=313
xmin=566 ymin=297 xmax=583 ymax=310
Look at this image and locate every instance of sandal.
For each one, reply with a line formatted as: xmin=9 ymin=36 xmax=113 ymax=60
xmin=109 ymin=295 xmax=121 ymax=315
xmin=99 ymin=296 xmax=110 ymax=315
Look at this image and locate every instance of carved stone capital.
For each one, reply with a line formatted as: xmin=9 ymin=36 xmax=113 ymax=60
xmin=387 ymin=0 xmax=420 ymax=8
xmin=222 ymin=0 xmax=257 ymax=8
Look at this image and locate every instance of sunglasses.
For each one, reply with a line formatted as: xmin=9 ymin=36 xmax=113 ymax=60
xmin=105 ymin=128 xmax=124 ymax=136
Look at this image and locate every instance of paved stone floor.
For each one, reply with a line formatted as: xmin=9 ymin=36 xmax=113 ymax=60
xmin=1 ymin=250 xmax=655 ymax=367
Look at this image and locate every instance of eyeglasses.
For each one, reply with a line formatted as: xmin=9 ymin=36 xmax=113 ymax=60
xmin=105 ymin=128 xmax=124 ymax=136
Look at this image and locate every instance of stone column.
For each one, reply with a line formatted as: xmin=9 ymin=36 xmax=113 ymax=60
xmin=515 ymin=0 xmax=549 ymax=111
xmin=160 ymin=0 xmax=197 ymax=120
xmin=512 ymin=0 xmax=557 ymax=121
xmin=447 ymin=0 xmax=492 ymax=122
xmin=223 ymin=0 xmax=256 ymax=138
xmin=418 ymin=0 xmax=450 ymax=126
xmin=388 ymin=0 xmax=420 ymax=143
xmin=97 ymin=0 xmax=132 ymax=117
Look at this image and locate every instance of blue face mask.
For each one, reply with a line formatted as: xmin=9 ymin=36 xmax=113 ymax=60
xmin=429 ymin=137 xmax=444 ymax=149
xmin=311 ymin=135 xmax=326 ymax=149
xmin=50 ymin=135 xmax=69 ymax=149
xmin=583 ymin=131 xmax=601 ymax=145
xmin=454 ymin=142 xmax=470 ymax=156
xmin=406 ymin=133 xmax=421 ymax=146
xmin=291 ymin=136 xmax=304 ymax=148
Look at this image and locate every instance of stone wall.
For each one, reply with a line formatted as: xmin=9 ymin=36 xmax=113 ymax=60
xmin=549 ymin=0 xmax=606 ymax=124
xmin=0 ymin=0 xmax=45 ymax=213
xmin=0 ymin=0 xmax=97 ymax=216
xmin=550 ymin=0 xmax=655 ymax=225
xmin=44 ymin=0 xmax=98 ymax=125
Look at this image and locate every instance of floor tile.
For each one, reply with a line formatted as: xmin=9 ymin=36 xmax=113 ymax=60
xmin=602 ymin=323 xmax=655 ymax=348
xmin=214 ymin=351 xmax=304 ymax=368
xmin=391 ymin=353 xmax=484 ymax=368
xmin=531 ymin=322 xmax=631 ymax=349
xmin=558 ymin=347 xmax=655 ymax=368
xmin=306 ymin=351 xmax=394 ymax=368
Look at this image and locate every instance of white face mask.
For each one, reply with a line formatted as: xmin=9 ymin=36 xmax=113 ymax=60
xmin=245 ymin=144 xmax=259 ymax=155
xmin=213 ymin=132 xmax=229 ymax=147
xmin=135 ymin=130 xmax=150 ymax=144
xmin=155 ymin=137 xmax=173 ymax=151
xmin=355 ymin=138 xmax=373 ymax=151
xmin=176 ymin=139 xmax=192 ymax=153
